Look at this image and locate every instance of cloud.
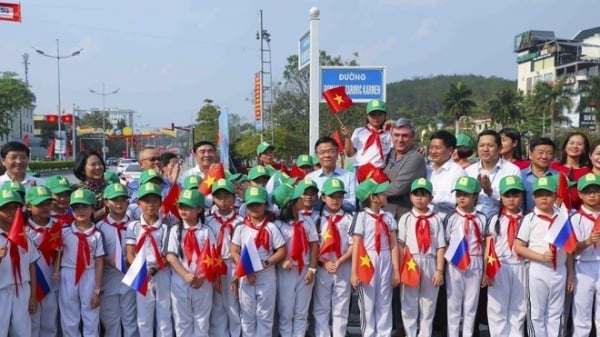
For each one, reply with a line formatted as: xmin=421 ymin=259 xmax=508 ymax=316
xmin=354 ymin=37 xmax=399 ymax=64
xmin=413 ymin=18 xmax=437 ymax=40
xmin=378 ymin=0 xmax=446 ymax=7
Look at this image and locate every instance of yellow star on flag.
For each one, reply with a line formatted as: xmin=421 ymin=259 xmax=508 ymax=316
xmin=49 ymin=230 xmax=61 ymax=243
xmin=407 ymin=258 xmax=417 ymax=271
xmin=204 ymin=175 xmax=216 ymax=188
xmin=487 ymin=255 xmax=497 ymax=265
xmin=360 ymin=254 xmax=371 ymax=268
xmin=334 ymin=94 xmax=344 ymax=105
xmin=202 ymin=255 xmax=213 ymax=267
xmin=213 ymin=256 xmax=223 ymax=268
xmin=323 ymin=229 xmax=332 ymax=241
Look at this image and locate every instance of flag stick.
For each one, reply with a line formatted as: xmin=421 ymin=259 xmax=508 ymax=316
xmin=334 ymin=113 xmax=345 ymax=128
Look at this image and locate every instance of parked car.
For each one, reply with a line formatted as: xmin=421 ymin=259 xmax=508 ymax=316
xmin=117 ymin=158 xmax=137 ymax=174
xmin=105 ymin=157 xmax=118 ymax=166
xmin=119 ymin=163 xmax=142 ymax=185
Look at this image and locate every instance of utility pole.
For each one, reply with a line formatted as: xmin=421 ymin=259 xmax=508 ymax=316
xmin=90 ymin=83 xmax=119 ymax=161
xmin=20 ymin=53 xmax=30 ymax=139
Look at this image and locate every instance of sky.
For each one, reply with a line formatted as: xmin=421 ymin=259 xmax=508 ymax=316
xmin=2 ymin=0 xmax=599 ymax=131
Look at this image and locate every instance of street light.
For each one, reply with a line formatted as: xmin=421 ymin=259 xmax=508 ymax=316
xmin=90 ymin=83 xmax=119 ymax=161
xmin=34 ymin=38 xmax=82 ymax=160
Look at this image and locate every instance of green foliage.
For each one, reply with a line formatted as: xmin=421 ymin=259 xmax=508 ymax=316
xmin=79 ymin=111 xmax=113 ymax=130
xmin=29 ymin=161 xmax=74 ymax=172
xmin=529 ymin=80 xmax=573 ymax=139
xmin=488 ymin=89 xmax=524 ymax=128
xmin=0 ymin=72 xmax=35 ymax=137
xmin=577 ymin=75 xmax=600 ymax=132
xmin=193 ymin=99 xmax=219 ymax=143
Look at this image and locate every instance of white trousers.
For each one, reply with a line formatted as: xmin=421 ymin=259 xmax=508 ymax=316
xmin=170 ymin=272 xmax=213 ymax=337
xmin=446 ymin=257 xmax=482 ymax=337
xmin=312 ymin=262 xmax=351 ymax=337
xmin=528 ymin=262 xmax=566 ymax=337
xmin=31 ymin=289 xmax=58 ymax=337
xmin=239 ymin=268 xmax=277 ymax=337
xmin=100 ymin=286 xmax=139 ymax=337
xmin=358 ymin=249 xmax=393 ymax=337
xmin=277 ymin=265 xmax=315 ymax=337
xmin=136 ymin=268 xmax=173 ymax=337
xmin=487 ymin=262 xmax=526 ymax=337
xmin=0 ymin=283 xmax=32 ymax=337
xmin=210 ymin=259 xmax=241 ymax=337
xmin=572 ymin=261 xmax=600 ymax=337
xmin=401 ymin=255 xmax=440 ymax=337
xmin=59 ymin=268 xmax=99 ymax=337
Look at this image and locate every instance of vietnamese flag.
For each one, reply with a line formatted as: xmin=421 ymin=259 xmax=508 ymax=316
xmin=332 ymin=130 xmax=344 ymax=154
xmin=485 ymin=238 xmax=501 ymax=281
xmin=38 ymin=220 xmax=63 ymax=264
xmin=46 ymin=139 xmax=55 ymax=159
xmin=400 ymin=247 xmax=420 ymax=287
xmin=8 ymin=208 xmax=27 ymax=251
xmin=199 ymin=164 xmax=225 ymax=195
xmin=161 ymin=184 xmax=181 ymax=220
xmin=288 ymin=164 xmax=306 ymax=180
xmin=356 ymin=238 xmax=374 ymax=285
xmin=0 ymin=2 xmax=21 ymax=22
xmin=197 ymin=241 xmax=215 ymax=282
xmin=557 ymin=173 xmax=572 ymax=210
xmin=319 ymin=215 xmax=342 ymax=258
xmin=356 ymin=163 xmax=389 ymax=184
xmin=211 ymin=243 xmax=226 ymax=275
xmin=322 ymin=86 xmax=353 ymax=114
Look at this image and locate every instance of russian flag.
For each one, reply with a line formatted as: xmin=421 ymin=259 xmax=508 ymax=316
xmin=545 ymin=205 xmax=577 ymax=254
xmin=445 ymin=235 xmax=471 ymax=272
xmin=34 ymin=262 xmax=52 ymax=301
xmin=235 ymin=238 xmax=264 ymax=279
xmin=122 ymin=250 xmax=149 ymax=295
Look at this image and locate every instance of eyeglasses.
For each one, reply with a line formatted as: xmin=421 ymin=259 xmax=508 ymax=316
xmin=141 ymin=156 xmax=161 ymax=162
xmin=317 ymin=149 xmax=337 ymax=156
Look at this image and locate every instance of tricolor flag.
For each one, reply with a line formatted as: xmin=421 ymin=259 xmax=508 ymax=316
xmin=445 ymin=234 xmax=470 ymax=272
xmin=122 ymin=249 xmax=149 ymax=295
xmin=0 ymin=2 xmax=21 ymax=22
xmin=34 ymin=259 xmax=53 ymax=301
xmin=544 ymin=205 xmax=577 ymax=254
xmin=485 ymin=238 xmax=501 ymax=281
xmin=234 ymin=238 xmax=264 ymax=279
xmin=400 ymin=247 xmax=420 ymax=287
xmin=114 ymin=238 xmax=127 ymax=274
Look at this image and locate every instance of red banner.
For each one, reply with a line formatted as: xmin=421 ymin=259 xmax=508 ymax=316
xmin=0 ymin=2 xmax=21 ymax=22
xmin=254 ymin=72 xmax=261 ymax=122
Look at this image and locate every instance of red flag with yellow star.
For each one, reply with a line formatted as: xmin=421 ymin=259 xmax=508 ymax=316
xmin=8 ymin=208 xmax=27 ymax=251
xmin=400 ymin=246 xmax=420 ymax=287
xmin=356 ymin=238 xmax=374 ymax=284
xmin=211 ymin=243 xmax=226 ymax=275
xmin=486 ymin=237 xmax=501 ymax=281
xmin=198 ymin=164 xmax=225 ymax=196
xmin=160 ymin=183 xmax=181 ymax=220
xmin=322 ymin=86 xmax=353 ymax=114
xmin=38 ymin=220 xmax=63 ymax=264
xmin=197 ymin=240 xmax=215 ymax=282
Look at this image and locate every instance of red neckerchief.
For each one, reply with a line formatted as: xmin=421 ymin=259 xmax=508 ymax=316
xmin=290 ymin=220 xmax=310 ymax=273
xmin=362 ymin=124 xmax=385 ymax=160
xmin=244 ymin=217 xmax=270 ymax=251
xmin=578 ymin=208 xmax=599 ymax=248
xmin=135 ymin=224 xmax=166 ymax=269
xmin=183 ymin=226 xmax=202 ymax=267
xmin=319 ymin=214 xmax=343 ymax=258
xmin=367 ymin=211 xmax=391 ymax=255
xmin=411 ymin=211 xmax=434 ymax=254
xmin=213 ymin=213 xmax=235 ymax=253
xmin=457 ymin=211 xmax=482 ymax=256
xmin=73 ymin=226 xmax=96 ymax=285
xmin=104 ymin=216 xmax=128 ymax=245
xmin=536 ymin=212 xmax=558 ymax=270
xmin=1 ymin=233 xmax=24 ymax=296
xmin=501 ymin=210 xmax=521 ymax=251
xmin=301 ymin=210 xmax=312 ymax=217
xmin=28 ymin=220 xmax=59 ymax=265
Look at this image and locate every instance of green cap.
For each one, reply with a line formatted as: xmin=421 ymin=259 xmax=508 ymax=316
xmin=45 ymin=175 xmax=72 ymax=194
xmin=140 ymin=169 xmax=162 ymax=185
xmin=104 ymin=171 xmax=120 ymax=184
xmin=410 ymin=178 xmax=433 ymax=194
xmin=177 ymin=189 xmax=204 ymax=208
xmin=321 ymin=177 xmax=346 ymax=195
xmin=25 ymin=186 xmax=53 ymax=206
xmin=256 ymin=141 xmax=275 ymax=155
xmin=311 ymin=154 xmax=319 ymax=166
xmin=456 ymin=133 xmax=475 ymax=149
xmin=272 ymin=183 xmax=294 ymax=208
xmin=70 ymin=188 xmax=97 ymax=206
xmin=1 ymin=181 xmax=25 ymax=196
xmin=293 ymin=177 xmax=319 ymax=200
xmin=296 ymin=154 xmax=313 ymax=168
xmin=356 ymin=178 xmax=390 ymax=202
xmin=248 ymin=165 xmax=271 ymax=181
xmin=137 ymin=182 xmax=162 ymax=199
xmin=229 ymin=173 xmax=248 ymax=183
xmin=272 ymin=171 xmax=297 ymax=186
xmin=103 ymin=183 xmax=130 ymax=200
xmin=0 ymin=188 xmax=23 ymax=207
xmin=212 ymin=178 xmax=235 ymax=194
xmin=183 ymin=175 xmax=201 ymax=190
xmin=452 ymin=176 xmax=481 ymax=194
xmin=244 ymin=185 xmax=268 ymax=205
xmin=499 ymin=175 xmax=525 ymax=195
xmin=532 ymin=176 xmax=557 ymax=193
xmin=366 ymin=99 xmax=387 ymax=114
xmin=577 ymin=173 xmax=600 ymax=191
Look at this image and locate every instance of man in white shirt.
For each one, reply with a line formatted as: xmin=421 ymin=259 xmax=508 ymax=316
xmin=180 ymin=141 xmax=217 ymax=181
xmin=0 ymin=141 xmax=44 ymax=189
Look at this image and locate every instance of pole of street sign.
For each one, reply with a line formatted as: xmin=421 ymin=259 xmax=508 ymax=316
xmin=308 ymin=7 xmax=320 ymax=155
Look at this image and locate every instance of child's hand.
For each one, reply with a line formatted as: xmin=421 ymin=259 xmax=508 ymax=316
xmin=340 ymin=125 xmax=350 ymax=137
xmin=588 ymin=231 xmax=600 ymax=244
xmin=542 ymin=250 xmax=554 ymax=263
xmin=432 ymin=270 xmax=444 ymax=287
xmin=324 ymin=261 xmax=337 ymax=273
xmin=567 ymin=275 xmax=574 ymax=293
xmin=351 ymin=274 xmax=360 ymax=290
xmin=192 ymin=274 xmax=205 ymax=289
xmin=231 ymin=280 xmax=239 ymax=299
xmin=245 ymin=273 xmax=256 ymax=285
xmin=52 ymin=272 xmax=60 ymax=282
xmin=305 ymin=269 xmax=315 ymax=285
xmin=90 ymin=293 xmax=101 ymax=309
xmin=183 ymin=272 xmax=195 ymax=285
xmin=481 ymin=275 xmax=492 ymax=288
xmin=0 ymin=247 xmax=6 ymax=258
xmin=281 ymin=260 xmax=293 ymax=271
xmin=392 ymin=271 xmax=401 ymax=288
xmin=28 ymin=295 xmax=38 ymax=314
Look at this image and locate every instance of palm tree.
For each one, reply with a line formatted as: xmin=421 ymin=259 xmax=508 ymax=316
xmin=529 ymin=80 xmax=573 ymax=140
xmin=489 ymin=89 xmax=523 ymax=128
xmin=442 ymin=82 xmax=477 ymax=136
xmin=576 ymin=76 xmax=600 ymax=133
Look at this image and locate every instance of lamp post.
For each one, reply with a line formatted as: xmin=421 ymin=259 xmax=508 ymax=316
xmin=90 ymin=83 xmax=119 ymax=161
xmin=34 ymin=39 xmax=82 ymax=160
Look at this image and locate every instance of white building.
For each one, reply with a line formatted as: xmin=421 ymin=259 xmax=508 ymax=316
xmin=88 ymin=107 xmax=135 ymax=128
xmin=0 ymin=107 xmax=35 ymax=147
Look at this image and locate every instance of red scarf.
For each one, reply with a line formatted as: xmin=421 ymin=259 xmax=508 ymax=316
xmin=362 ymin=125 xmax=385 ymax=160
xmin=1 ymin=233 xmax=24 ymax=296
xmin=183 ymin=227 xmax=202 ymax=267
xmin=458 ymin=212 xmax=482 ymax=255
xmin=290 ymin=220 xmax=310 ymax=273
xmin=319 ymin=214 xmax=343 ymax=258
xmin=105 ymin=217 xmax=127 ymax=245
xmin=213 ymin=213 xmax=235 ymax=253
xmin=412 ymin=211 xmax=434 ymax=254
xmin=501 ymin=210 xmax=521 ymax=251
xmin=135 ymin=225 xmax=165 ymax=269
xmin=28 ymin=221 xmax=57 ymax=265
xmin=244 ymin=217 xmax=270 ymax=251
xmin=367 ymin=212 xmax=391 ymax=254
xmin=536 ymin=213 xmax=558 ymax=270
xmin=578 ymin=208 xmax=598 ymax=248
xmin=74 ymin=227 xmax=96 ymax=285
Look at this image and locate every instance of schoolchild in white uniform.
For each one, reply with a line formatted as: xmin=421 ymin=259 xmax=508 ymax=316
xmin=0 ymin=188 xmax=39 ymax=337
xmin=205 ymin=178 xmax=243 ymax=337
xmin=44 ymin=175 xmax=73 ymax=225
xmin=57 ymin=188 xmax=105 ymax=337
xmin=126 ymin=169 xmax=178 ymax=227
xmin=570 ymin=173 xmax=600 ymax=337
xmin=444 ymin=176 xmax=486 ymax=337
xmin=514 ymin=176 xmax=575 ymax=337
xmin=272 ymin=180 xmax=319 ymax=337
xmin=312 ymin=177 xmax=354 ymax=337
xmin=25 ymin=186 xmax=60 ymax=337
xmin=230 ymin=185 xmax=287 ymax=337
xmin=351 ymin=178 xmax=401 ymax=337
xmin=482 ymin=175 xmax=527 ymax=336
xmin=96 ymin=183 xmax=138 ymax=337
xmin=297 ymin=177 xmax=320 ymax=223
xmin=236 ymin=165 xmax=274 ymax=219
xmin=341 ymin=98 xmax=391 ymax=168
xmin=397 ymin=178 xmax=446 ymax=337
xmin=166 ymin=189 xmax=215 ymax=337
xmin=125 ymin=182 xmax=173 ymax=337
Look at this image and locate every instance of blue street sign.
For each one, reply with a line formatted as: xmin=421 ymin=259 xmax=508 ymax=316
xmin=321 ymin=66 xmax=386 ymax=103
xmin=298 ymin=30 xmax=310 ymax=70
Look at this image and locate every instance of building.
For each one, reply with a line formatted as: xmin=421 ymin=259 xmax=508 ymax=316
xmin=515 ymin=27 xmax=600 ymax=129
xmin=88 ymin=107 xmax=135 ymax=128
xmin=0 ymin=107 xmax=35 ymax=147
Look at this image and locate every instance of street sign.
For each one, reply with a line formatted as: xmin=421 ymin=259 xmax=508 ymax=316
xmin=321 ymin=66 xmax=386 ymax=103
xmin=298 ymin=29 xmax=310 ymax=70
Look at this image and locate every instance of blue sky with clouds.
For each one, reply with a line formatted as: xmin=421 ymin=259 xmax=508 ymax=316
xmin=2 ymin=0 xmax=599 ymax=130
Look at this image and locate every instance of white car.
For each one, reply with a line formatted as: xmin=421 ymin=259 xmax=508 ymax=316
xmin=119 ymin=163 xmax=143 ymax=186
xmin=117 ymin=158 xmax=137 ymax=174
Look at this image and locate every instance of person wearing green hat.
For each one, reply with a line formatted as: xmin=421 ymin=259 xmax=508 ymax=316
xmin=104 ymin=170 xmax=120 ymax=184
xmin=60 ymin=188 xmax=105 ymax=337
xmin=295 ymin=178 xmax=319 ymax=220
xmin=256 ymin=141 xmax=289 ymax=176
xmin=183 ymin=175 xmax=202 ymax=190
xmin=296 ymin=154 xmax=315 ymax=176
xmin=230 ymin=185 xmax=286 ymax=337
xmin=247 ymin=165 xmax=271 ymax=187
xmin=452 ymin=133 xmax=476 ymax=170
xmin=45 ymin=175 xmax=74 ymax=222
xmin=1 ymin=180 xmax=25 ymax=201
xmin=340 ymin=98 xmax=391 ymax=169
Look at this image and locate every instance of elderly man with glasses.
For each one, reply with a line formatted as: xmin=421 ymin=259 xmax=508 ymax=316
xmin=127 ymin=146 xmax=178 ymax=201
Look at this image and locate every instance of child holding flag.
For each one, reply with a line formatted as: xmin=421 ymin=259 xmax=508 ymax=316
xmin=444 ymin=176 xmax=487 ymax=337
xmin=95 ymin=183 xmax=137 ymax=337
xmin=206 ymin=178 xmax=243 ymax=337
xmin=570 ymin=173 xmax=600 ymax=337
xmin=166 ymin=189 xmax=215 ymax=337
xmin=0 ymin=187 xmax=39 ymax=337
xmin=230 ymin=185 xmax=286 ymax=337
xmin=350 ymin=178 xmax=400 ymax=337
xmin=514 ymin=176 xmax=575 ymax=337
xmin=25 ymin=185 xmax=61 ymax=337
xmin=312 ymin=177 xmax=354 ymax=337
xmin=125 ymin=182 xmax=173 ymax=337
xmin=56 ymin=188 xmax=105 ymax=337
xmin=397 ymin=178 xmax=446 ymax=337
xmin=482 ymin=175 xmax=527 ymax=336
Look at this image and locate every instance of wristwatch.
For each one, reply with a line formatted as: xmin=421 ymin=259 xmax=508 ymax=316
xmin=308 ymin=267 xmax=317 ymax=274
xmin=262 ymin=259 xmax=270 ymax=267
xmin=94 ymin=288 xmax=104 ymax=296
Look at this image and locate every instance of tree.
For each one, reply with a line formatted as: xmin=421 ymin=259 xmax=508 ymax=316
xmin=194 ymin=99 xmax=219 ymax=144
xmin=488 ymin=89 xmax=523 ymax=128
xmin=577 ymin=76 xmax=600 ymax=132
xmin=529 ymin=80 xmax=573 ymax=140
xmin=0 ymin=72 xmax=35 ymax=138
xmin=442 ymin=82 xmax=477 ymax=135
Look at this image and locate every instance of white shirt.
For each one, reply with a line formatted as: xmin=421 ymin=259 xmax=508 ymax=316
xmin=427 ymin=159 xmax=466 ymax=219
xmin=206 ymin=211 xmax=244 ymax=260
xmin=316 ymin=209 xmax=354 ymax=262
xmin=275 ymin=214 xmax=319 ymax=267
xmin=180 ymin=165 xmax=205 ymax=182
xmin=0 ymin=172 xmax=45 ymax=191
xmin=571 ymin=206 xmax=600 ymax=261
xmin=352 ymin=208 xmax=397 ymax=252
xmin=166 ymin=221 xmax=216 ymax=274
xmin=351 ymin=126 xmax=392 ymax=167
xmin=517 ymin=207 xmax=567 ymax=267
xmin=397 ymin=209 xmax=446 ymax=257
xmin=445 ymin=209 xmax=487 ymax=256
xmin=126 ymin=217 xmax=169 ymax=269
xmin=486 ymin=211 xmax=523 ymax=264
xmin=60 ymin=224 xmax=105 ymax=269
xmin=307 ymin=168 xmax=356 ymax=212
xmin=0 ymin=228 xmax=39 ymax=289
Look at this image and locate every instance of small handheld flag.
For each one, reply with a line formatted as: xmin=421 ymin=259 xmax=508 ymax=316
xmin=544 ymin=205 xmax=577 ymax=254
xmin=445 ymin=235 xmax=470 ymax=272
xmin=485 ymin=238 xmax=501 ymax=281
xmin=0 ymin=2 xmax=21 ymax=22
xmin=322 ymin=86 xmax=353 ymax=114
xmin=122 ymin=250 xmax=149 ymax=295
xmin=235 ymin=238 xmax=264 ymax=279
xmin=400 ymin=247 xmax=420 ymax=287
xmin=356 ymin=238 xmax=374 ymax=284
xmin=199 ymin=164 xmax=226 ymax=195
